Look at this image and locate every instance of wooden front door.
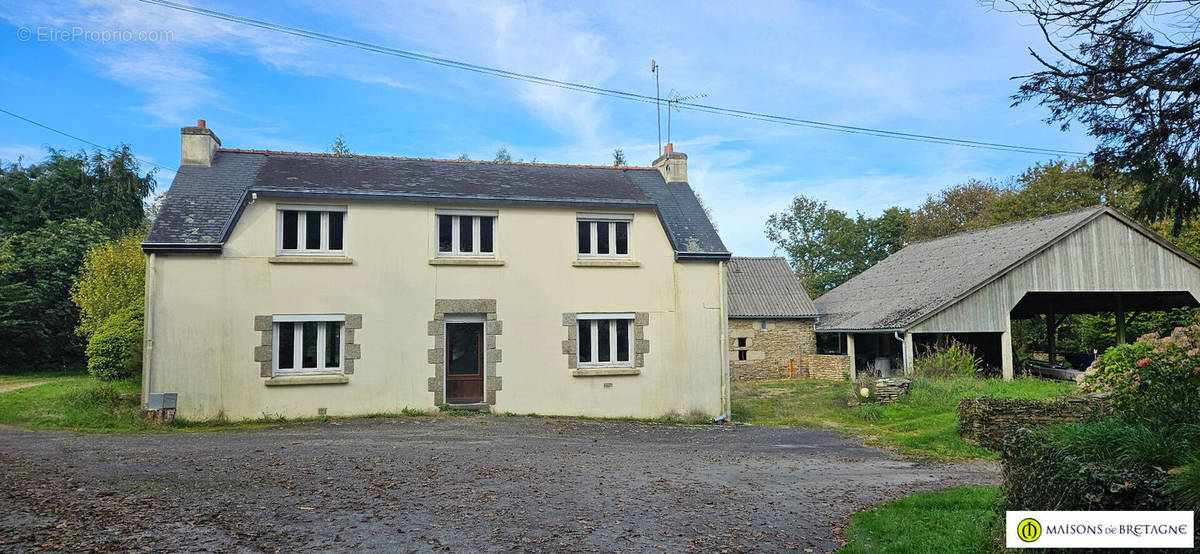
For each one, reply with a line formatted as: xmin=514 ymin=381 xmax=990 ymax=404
xmin=445 ymin=321 xmax=484 ymax=404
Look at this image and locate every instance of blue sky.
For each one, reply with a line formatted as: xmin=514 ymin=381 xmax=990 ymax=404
xmin=0 ymin=0 xmax=1092 ymax=255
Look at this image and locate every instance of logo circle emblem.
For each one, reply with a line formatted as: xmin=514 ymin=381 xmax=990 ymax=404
xmin=1017 ymin=518 xmax=1042 ymax=543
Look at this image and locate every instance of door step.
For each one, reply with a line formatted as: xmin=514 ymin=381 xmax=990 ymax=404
xmin=442 ymin=403 xmax=490 ymax=413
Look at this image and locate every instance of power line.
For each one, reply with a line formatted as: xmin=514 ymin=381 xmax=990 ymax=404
xmin=0 ymin=107 xmax=174 ymax=172
xmin=136 ymin=0 xmax=1089 ymax=157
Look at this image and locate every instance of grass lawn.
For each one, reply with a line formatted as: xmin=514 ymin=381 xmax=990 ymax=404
xmin=0 ymin=375 xmax=157 ymax=432
xmin=841 ymin=486 xmax=1002 ymax=553
xmin=0 ymin=374 xmax=464 ymax=433
xmin=0 ymin=368 xmax=87 ymax=386
xmin=732 ymin=377 xmax=1074 ymax=460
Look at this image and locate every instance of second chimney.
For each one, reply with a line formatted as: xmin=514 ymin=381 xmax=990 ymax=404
xmin=652 ymin=143 xmax=687 ymax=183
xmin=180 ymin=119 xmax=221 ymax=167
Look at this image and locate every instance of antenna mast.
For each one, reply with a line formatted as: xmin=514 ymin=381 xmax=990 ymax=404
xmin=651 ymin=59 xmax=661 ymax=154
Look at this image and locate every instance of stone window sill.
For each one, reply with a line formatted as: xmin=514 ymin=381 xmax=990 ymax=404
xmin=571 ymin=259 xmax=641 ymax=268
xmin=572 ymin=368 xmax=640 ymax=377
xmin=269 ymin=256 xmax=354 ymax=264
xmin=264 ymin=374 xmax=350 ymax=386
xmin=428 ymin=258 xmax=505 ymax=266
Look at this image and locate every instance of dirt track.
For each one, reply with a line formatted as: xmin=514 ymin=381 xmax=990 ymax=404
xmin=0 ymin=416 xmax=998 ymax=552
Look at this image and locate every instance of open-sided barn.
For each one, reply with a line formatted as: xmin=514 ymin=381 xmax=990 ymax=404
xmin=813 ymin=206 xmax=1200 ymax=379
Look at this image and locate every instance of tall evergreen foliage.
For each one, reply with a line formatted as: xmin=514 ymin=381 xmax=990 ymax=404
xmin=0 ymin=148 xmax=153 ymax=372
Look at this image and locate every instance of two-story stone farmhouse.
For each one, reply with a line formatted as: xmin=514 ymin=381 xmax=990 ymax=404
xmin=142 ymin=122 xmax=731 ymax=421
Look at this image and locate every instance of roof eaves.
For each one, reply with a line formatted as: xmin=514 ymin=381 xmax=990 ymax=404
xmin=730 ymin=314 xmax=818 ymax=319
xmin=676 ymin=251 xmax=732 ymax=261
xmin=141 ymin=242 xmax=223 ymax=254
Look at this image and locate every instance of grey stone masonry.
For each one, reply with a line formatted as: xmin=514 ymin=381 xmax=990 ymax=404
xmin=255 ymin=314 xmax=362 ymax=378
xmin=427 ymin=299 xmax=502 ymax=406
xmin=562 ymin=312 xmax=649 ymax=370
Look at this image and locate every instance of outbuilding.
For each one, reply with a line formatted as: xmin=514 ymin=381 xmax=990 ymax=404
xmin=727 ymin=257 xmax=849 ymax=380
xmin=813 ymin=206 xmax=1200 ymax=379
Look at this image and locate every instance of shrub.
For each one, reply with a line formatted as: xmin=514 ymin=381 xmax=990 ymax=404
xmin=1003 ymin=420 xmax=1200 ymax=512
xmin=85 ymin=304 xmax=143 ymax=380
xmin=70 ymin=232 xmax=145 ymax=338
xmin=1167 ymin=457 xmax=1200 ymax=510
xmin=1079 ymin=324 xmax=1200 ymax=426
xmin=913 ymin=339 xmax=981 ymax=379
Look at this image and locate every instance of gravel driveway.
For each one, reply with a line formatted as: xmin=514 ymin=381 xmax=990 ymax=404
xmin=0 ymin=416 xmax=997 ymax=553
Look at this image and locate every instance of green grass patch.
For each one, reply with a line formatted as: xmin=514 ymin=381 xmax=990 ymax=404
xmin=732 ymin=377 xmax=1073 ymax=461
xmin=0 ymin=375 xmax=155 ymax=432
xmin=0 ymin=368 xmax=87 ymax=385
xmin=841 ymin=486 xmax=1001 ymax=553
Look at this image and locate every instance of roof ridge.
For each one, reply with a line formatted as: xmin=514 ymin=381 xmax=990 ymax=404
xmin=218 ymin=148 xmax=659 ymax=171
xmin=905 ymin=204 xmax=1107 ymax=247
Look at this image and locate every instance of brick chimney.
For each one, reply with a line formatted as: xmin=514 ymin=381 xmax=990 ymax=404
xmin=652 ymin=143 xmax=687 ymax=183
xmin=180 ymin=119 xmax=221 ymax=167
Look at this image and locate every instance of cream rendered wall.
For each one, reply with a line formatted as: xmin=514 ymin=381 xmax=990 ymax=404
xmin=144 ymin=197 xmax=726 ymax=420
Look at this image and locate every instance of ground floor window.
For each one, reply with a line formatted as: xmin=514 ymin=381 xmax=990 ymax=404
xmin=577 ymin=314 xmax=634 ymax=367
xmin=274 ymin=315 xmax=344 ymax=374
xmin=736 ymin=337 xmax=748 ymax=360
xmin=817 ymin=332 xmax=847 ymax=355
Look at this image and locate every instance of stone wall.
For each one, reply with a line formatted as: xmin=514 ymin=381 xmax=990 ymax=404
xmin=729 ymin=318 xmax=816 ymax=380
xmin=957 ymin=394 xmax=1111 ymax=450
xmin=729 ymin=319 xmax=850 ymax=381
xmin=805 ymin=354 xmax=851 ymax=381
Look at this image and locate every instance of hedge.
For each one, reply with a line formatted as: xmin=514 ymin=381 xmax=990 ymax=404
xmin=85 ymin=304 xmax=143 ymax=381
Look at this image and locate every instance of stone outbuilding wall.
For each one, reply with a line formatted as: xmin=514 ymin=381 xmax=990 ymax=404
xmin=958 ymin=394 xmax=1111 ymax=450
xmin=729 ymin=318 xmax=819 ymax=380
xmin=805 ymin=354 xmax=851 ymax=381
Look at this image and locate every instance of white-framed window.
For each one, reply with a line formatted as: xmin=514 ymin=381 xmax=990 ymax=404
xmin=759 ymin=319 xmax=768 ymax=331
xmin=436 ymin=209 xmax=496 ymax=257
xmin=577 ymin=213 xmax=632 ymax=258
xmin=272 ymin=315 xmax=345 ymax=375
xmin=277 ymin=205 xmax=346 ymax=255
xmin=577 ymin=313 xmax=634 ymax=367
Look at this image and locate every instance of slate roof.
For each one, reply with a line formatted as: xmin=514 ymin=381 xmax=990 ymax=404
xmin=726 ymin=257 xmax=818 ymax=318
xmin=145 ymin=150 xmax=728 ymax=259
xmin=814 ymin=206 xmax=1108 ymax=331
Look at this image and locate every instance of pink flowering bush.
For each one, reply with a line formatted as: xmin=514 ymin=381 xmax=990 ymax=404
xmin=1080 ymin=324 xmax=1200 ymax=426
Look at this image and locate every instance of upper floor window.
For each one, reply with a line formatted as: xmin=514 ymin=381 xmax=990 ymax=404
xmin=577 ymin=213 xmax=631 ymax=258
xmin=437 ymin=210 xmax=496 ymax=257
xmin=577 ymin=313 xmax=634 ymax=368
xmin=273 ymin=315 xmax=344 ymax=375
xmin=278 ymin=205 xmax=345 ymax=255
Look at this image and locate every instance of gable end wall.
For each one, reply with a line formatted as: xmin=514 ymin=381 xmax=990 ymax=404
xmin=911 ymin=214 xmax=1200 ymax=334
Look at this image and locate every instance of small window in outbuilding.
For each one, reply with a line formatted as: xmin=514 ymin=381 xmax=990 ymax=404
xmin=759 ymin=320 xmax=767 ymax=330
xmin=817 ymin=332 xmax=847 ymax=355
xmin=735 ymin=337 xmax=748 ymax=361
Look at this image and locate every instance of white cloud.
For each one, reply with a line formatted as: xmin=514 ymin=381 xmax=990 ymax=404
xmin=0 ymin=144 xmax=46 ymax=165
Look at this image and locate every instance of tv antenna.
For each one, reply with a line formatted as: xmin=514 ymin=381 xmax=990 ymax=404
xmin=666 ymin=89 xmax=707 ymax=146
xmin=651 ymin=59 xmax=661 ymax=153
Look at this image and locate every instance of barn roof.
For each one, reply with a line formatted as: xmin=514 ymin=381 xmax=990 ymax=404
xmin=144 ymin=150 xmax=729 ymax=260
xmin=726 ymin=257 xmax=818 ymax=318
xmin=812 ymin=206 xmax=1196 ymax=332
